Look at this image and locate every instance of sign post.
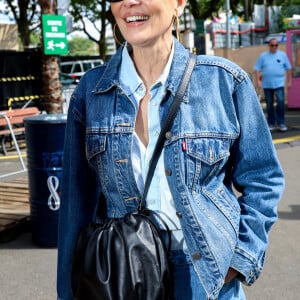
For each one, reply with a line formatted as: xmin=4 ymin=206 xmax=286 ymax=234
xmin=42 ymin=14 xmax=68 ymax=55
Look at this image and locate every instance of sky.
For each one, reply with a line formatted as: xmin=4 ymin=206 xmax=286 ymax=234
xmin=0 ymin=0 xmax=14 ymax=24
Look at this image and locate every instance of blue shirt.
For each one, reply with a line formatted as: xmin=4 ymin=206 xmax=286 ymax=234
xmin=254 ymin=50 xmax=291 ymax=89
xmin=119 ymin=44 xmax=185 ymax=249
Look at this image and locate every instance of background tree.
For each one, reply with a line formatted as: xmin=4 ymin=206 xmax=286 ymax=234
xmin=3 ymin=0 xmax=39 ymax=49
xmin=70 ymin=0 xmax=117 ymax=60
xmin=189 ymin=0 xmax=223 ymax=21
xmin=38 ymin=0 xmax=63 ymax=114
xmin=188 ymin=0 xmax=255 ymax=26
xmin=4 ymin=0 xmax=299 ymax=53
xmin=280 ymin=0 xmax=300 ymax=15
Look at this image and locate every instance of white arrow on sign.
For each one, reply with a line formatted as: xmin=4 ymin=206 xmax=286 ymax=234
xmin=55 ymin=41 xmax=66 ymax=49
xmin=47 ymin=40 xmax=66 ymax=51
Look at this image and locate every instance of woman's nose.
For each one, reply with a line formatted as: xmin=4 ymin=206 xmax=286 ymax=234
xmin=122 ymin=0 xmax=141 ymax=7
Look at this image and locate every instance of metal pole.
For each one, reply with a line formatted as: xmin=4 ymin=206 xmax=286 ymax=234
xmin=226 ymin=0 xmax=231 ymax=49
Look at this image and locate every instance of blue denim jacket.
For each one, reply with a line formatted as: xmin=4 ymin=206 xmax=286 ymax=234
xmin=57 ymin=40 xmax=284 ymax=300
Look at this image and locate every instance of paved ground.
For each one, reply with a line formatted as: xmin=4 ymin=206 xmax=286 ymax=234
xmin=244 ymin=141 xmax=300 ymax=300
xmin=0 ymin=109 xmax=300 ymax=299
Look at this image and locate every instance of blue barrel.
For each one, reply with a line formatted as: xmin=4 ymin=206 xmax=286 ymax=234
xmin=24 ymin=114 xmax=67 ymax=247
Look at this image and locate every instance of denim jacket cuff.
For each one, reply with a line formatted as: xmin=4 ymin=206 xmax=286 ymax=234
xmin=230 ymin=247 xmax=263 ymax=286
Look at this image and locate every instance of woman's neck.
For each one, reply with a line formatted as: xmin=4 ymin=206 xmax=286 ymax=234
xmin=130 ymin=40 xmax=173 ymax=89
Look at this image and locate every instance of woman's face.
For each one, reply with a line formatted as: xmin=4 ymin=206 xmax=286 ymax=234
xmin=111 ymin=0 xmax=185 ymax=48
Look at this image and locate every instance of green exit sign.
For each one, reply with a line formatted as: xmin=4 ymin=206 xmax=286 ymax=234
xmin=42 ymin=14 xmax=68 ymax=55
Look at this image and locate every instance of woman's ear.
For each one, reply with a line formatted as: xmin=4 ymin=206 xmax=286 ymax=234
xmin=176 ymin=0 xmax=187 ymax=17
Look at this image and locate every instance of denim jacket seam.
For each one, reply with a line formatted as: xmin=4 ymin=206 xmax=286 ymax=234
xmin=73 ymin=106 xmax=83 ymax=121
xmin=196 ymin=59 xmax=247 ymax=83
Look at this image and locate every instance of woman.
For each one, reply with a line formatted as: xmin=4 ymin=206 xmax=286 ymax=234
xmin=57 ymin=0 xmax=284 ymax=299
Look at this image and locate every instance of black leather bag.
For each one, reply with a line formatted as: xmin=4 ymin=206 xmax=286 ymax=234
xmin=71 ymin=54 xmax=196 ymax=300
xmin=72 ymin=210 xmax=171 ymax=300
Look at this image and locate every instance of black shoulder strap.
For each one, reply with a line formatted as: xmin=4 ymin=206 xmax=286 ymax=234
xmin=139 ymin=53 xmax=197 ymax=211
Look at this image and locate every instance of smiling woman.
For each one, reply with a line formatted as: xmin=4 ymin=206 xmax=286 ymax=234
xmin=57 ymin=0 xmax=285 ymax=299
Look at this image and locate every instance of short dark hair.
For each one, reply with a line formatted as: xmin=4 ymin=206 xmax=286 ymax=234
xmin=268 ymin=38 xmax=278 ymax=45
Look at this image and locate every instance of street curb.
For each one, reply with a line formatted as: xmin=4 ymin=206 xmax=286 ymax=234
xmin=273 ymin=135 xmax=300 ymax=145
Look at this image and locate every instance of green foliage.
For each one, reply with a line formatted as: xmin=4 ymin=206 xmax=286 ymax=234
xmin=70 ymin=0 xmax=103 ymax=23
xmin=6 ymin=0 xmax=300 ymax=53
xmin=281 ymin=4 xmax=300 ymax=16
xmin=188 ymin=0 xmax=222 ymax=20
xmin=29 ymin=32 xmax=41 ymax=46
xmin=69 ymin=0 xmax=113 ymax=59
xmin=67 ymin=35 xmax=98 ymax=56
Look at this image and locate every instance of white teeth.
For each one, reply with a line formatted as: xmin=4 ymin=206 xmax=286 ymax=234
xmin=126 ymin=15 xmax=149 ymax=23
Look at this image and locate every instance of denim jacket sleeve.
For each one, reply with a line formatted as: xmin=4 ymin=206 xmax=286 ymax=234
xmin=57 ymin=82 xmax=101 ymax=300
xmin=229 ymin=74 xmax=285 ymax=285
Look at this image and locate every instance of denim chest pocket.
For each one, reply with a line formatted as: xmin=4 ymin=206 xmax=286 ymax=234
xmin=185 ymin=138 xmax=230 ymax=187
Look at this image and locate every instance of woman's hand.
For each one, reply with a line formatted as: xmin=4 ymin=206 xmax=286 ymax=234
xmin=225 ymin=267 xmax=239 ymax=283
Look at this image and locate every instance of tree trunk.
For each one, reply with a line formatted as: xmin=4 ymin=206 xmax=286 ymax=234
xmin=17 ymin=0 xmax=31 ymax=48
xmin=99 ymin=0 xmax=107 ymax=61
xmin=38 ymin=0 xmax=63 ymax=114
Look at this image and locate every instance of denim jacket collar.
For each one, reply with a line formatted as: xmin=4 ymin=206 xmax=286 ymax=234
xmin=93 ymin=39 xmax=190 ymax=97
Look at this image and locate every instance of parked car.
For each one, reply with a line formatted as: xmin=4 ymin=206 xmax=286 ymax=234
xmin=60 ymin=59 xmax=104 ymax=84
xmin=264 ymin=33 xmax=286 ymax=44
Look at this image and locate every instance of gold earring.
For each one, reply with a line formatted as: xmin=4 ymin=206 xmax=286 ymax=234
xmin=113 ymin=23 xmax=124 ymax=46
xmin=174 ymin=15 xmax=181 ymax=42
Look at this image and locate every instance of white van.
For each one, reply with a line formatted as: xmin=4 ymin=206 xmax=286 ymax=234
xmin=60 ymin=59 xmax=104 ymax=83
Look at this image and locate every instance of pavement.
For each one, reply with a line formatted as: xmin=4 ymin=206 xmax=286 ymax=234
xmin=0 ymin=108 xmax=300 ymax=300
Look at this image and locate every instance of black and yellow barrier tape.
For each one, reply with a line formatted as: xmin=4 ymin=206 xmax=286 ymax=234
xmin=7 ymin=95 xmax=40 ymax=109
xmin=0 ymin=76 xmax=36 ymax=82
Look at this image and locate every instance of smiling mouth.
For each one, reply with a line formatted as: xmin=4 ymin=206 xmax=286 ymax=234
xmin=126 ymin=15 xmax=149 ymax=23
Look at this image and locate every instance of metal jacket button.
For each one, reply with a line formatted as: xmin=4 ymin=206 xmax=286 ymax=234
xmin=165 ymin=131 xmax=172 ymax=139
xmin=192 ymin=252 xmax=201 ymax=260
xmin=165 ymin=169 xmax=172 ymax=176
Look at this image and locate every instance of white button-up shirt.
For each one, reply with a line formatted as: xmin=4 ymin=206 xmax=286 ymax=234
xmin=119 ymin=44 xmax=185 ymax=249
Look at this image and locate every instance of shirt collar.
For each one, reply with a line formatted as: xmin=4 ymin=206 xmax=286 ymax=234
xmin=119 ymin=44 xmax=143 ymax=96
xmin=119 ymin=41 xmax=174 ymax=95
xmin=157 ymin=41 xmax=174 ymax=87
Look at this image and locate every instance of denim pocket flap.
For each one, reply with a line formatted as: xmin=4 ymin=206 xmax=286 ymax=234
xmin=86 ymin=134 xmax=106 ymax=160
xmin=186 ymin=138 xmax=230 ymax=165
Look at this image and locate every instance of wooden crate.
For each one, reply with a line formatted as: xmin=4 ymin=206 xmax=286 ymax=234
xmin=0 ymin=176 xmax=30 ymax=242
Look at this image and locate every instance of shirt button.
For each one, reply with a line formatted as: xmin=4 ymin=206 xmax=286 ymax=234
xmin=152 ymin=101 xmax=157 ymax=106
xmin=192 ymin=252 xmax=201 ymax=260
xmin=165 ymin=131 xmax=172 ymax=139
xmin=165 ymin=169 xmax=172 ymax=176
